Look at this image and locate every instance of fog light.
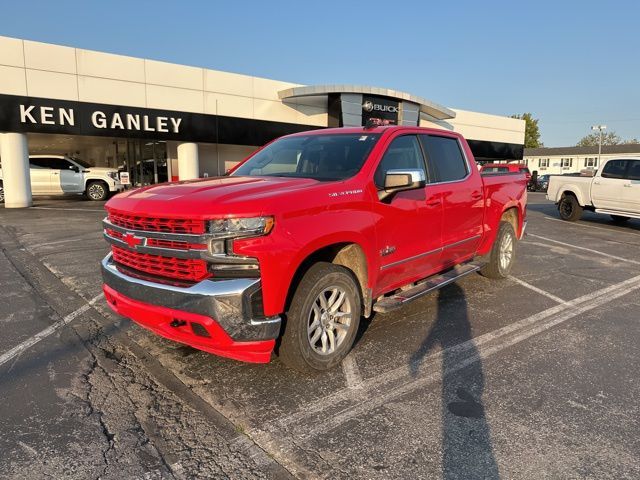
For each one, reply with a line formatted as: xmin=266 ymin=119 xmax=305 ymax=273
xmin=208 ymin=239 xmax=225 ymax=255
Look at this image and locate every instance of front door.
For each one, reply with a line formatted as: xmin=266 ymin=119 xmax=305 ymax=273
xmin=592 ymin=159 xmax=630 ymax=210
xmin=372 ymin=134 xmax=444 ymax=294
xmin=50 ymin=157 xmax=83 ymax=193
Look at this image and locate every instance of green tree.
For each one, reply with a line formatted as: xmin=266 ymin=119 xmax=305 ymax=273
xmin=511 ymin=113 xmax=542 ymax=148
xmin=576 ymin=131 xmax=639 ymax=146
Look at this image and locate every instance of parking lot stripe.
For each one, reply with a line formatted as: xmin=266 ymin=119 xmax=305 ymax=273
xmin=268 ymin=273 xmax=640 ymax=439
xmin=527 ymin=233 xmax=640 ymax=265
xmin=341 ymin=354 xmax=364 ymax=390
xmin=544 ymin=216 xmax=640 ymax=238
xmin=0 ymin=293 xmax=103 ymax=368
xmin=30 ymin=207 xmax=105 ymax=212
xmin=509 ymin=276 xmax=566 ymax=304
xmin=29 ymin=233 xmax=103 ymax=249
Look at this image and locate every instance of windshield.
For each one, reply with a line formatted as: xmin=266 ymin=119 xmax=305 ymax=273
xmin=232 ymin=133 xmax=380 ymax=181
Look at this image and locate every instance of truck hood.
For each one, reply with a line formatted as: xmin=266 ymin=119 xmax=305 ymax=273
xmin=106 ymin=176 xmax=327 ymax=217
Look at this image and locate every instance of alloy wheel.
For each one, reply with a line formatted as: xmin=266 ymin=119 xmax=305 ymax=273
xmin=307 ymin=287 xmax=352 ymax=355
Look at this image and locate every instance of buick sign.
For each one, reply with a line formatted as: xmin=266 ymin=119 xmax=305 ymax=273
xmin=362 ymin=101 xmax=398 ymax=114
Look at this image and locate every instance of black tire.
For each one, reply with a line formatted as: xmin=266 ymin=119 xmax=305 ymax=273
xmin=0 ymin=181 xmax=4 ymax=204
xmin=610 ymin=215 xmax=630 ymax=223
xmin=558 ymin=194 xmax=583 ymax=222
xmin=86 ymin=181 xmax=109 ymax=201
xmin=480 ymin=221 xmax=517 ymax=279
xmin=278 ymin=262 xmax=361 ymax=373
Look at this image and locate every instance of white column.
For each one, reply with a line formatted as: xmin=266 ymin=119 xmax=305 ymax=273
xmin=177 ymin=142 xmax=199 ymax=180
xmin=0 ymin=133 xmax=32 ymax=208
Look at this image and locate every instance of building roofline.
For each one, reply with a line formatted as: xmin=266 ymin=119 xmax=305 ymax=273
xmin=524 ymin=144 xmax=640 ymax=156
xmin=278 ymin=85 xmax=456 ymax=120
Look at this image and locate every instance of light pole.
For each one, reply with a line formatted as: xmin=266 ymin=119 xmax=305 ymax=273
xmin=591 ymin=124 xmax=607 ymax=167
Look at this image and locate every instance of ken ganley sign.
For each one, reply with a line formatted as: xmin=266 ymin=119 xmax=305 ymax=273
xmin=0 ymin=94 xmax=222 ymax=142
xmin=19 ymin=104 xmax=183 ymax=133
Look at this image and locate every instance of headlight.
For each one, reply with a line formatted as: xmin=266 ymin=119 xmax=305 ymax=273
xmin=107 ymin=171 xmax=119 ymax=180
xmin=207 ymin=216 xmax=274 ymax=238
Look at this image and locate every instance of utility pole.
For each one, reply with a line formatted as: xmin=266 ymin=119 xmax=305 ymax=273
xmin=591 ymin=124 xmax=607 ymax=167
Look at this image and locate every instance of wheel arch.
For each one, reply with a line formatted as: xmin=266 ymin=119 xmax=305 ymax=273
xmin=558 ymin=186 xmax=586 ymax=206
xmin=286 ymin=242 xmax=372 ymax=318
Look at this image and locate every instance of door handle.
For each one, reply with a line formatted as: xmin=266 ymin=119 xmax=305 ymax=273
xmin=624 ymin=184 xmax=632 ymax=187
xmin=426 ymin=198 xmax=442 ymax=207
xmin=51 ymin=172 xmax=59 ymax=175
xmin=471 ymin=192 xmax=483 ymax=200
xmin=593 ymin=181 xmax=600 ymax=184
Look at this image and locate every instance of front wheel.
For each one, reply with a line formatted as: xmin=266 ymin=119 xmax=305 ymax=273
xmin=278 ymin=262 xmax=361 ymax=373
xmin=86 ymin=181 xmax=109 ymax=201
xmin=480 ymin=221 xmax=517 ymax=279
xmin=558 ymin=194 xmax=583 ymax=221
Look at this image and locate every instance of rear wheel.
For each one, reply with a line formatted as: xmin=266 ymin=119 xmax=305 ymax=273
xmin=558 ymin=194 xmax=583 ymax=221
xmin=480 ymin=221 xmax=517 ymax=279
xmin=278 ymin=262 xmax=361 ymax=373
xmin=0 ymin=182 xmax=4 ymax=204
xmin=610 ymin=215 xmax=630 ymax=223
xmin=86 ymin=181 xmax=109 ymax=201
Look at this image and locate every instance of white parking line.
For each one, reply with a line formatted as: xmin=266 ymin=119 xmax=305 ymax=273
xmin=267 ymin=273 xmax=640 ymax=439
xmin=509 ymin=276 xmax=567 ymax=304
xmin=544 ymin=216 xmax=640 ymax=237
xmin=527 ymin=233 xmax=640 ymax=265
xmin=30 ymin=207 xmax=104 ymax=212
xmin=29 ymin=233 xmax=102 ymax=249
xmin=0 ymin=293 xmax=103 ymax=368
xmin=341 ymin=354 xmax=363 ymax=390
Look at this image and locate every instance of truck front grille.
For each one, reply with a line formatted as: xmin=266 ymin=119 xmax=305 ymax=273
xmin=111 ymin=245 xmax=210 ymax=282
xmin=108 ymin=209 xmax=205 ymax=235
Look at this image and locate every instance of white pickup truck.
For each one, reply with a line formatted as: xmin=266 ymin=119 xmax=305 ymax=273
xmin=0 ymin=155 xmax=124 ymax=203
xmin=547 ymin=157 xmax=640 ymax=222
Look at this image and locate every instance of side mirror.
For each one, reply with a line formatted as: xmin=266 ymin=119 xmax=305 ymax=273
xmin=378 ymin=168 xmax=426 ymax=201
xmin=70 ymin=166 xmax=80 ymax=173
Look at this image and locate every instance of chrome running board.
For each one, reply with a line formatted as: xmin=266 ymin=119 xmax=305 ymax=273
xmin=373 ymin=263 xmax=481 ymax=314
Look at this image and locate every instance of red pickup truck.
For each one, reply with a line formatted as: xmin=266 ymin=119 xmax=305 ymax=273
xmin=102 ymin=126 xmax=527 ymax=372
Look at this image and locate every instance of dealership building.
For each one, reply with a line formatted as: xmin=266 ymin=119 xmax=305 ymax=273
xmin=0 ymin=35 xmax=525 ymax=208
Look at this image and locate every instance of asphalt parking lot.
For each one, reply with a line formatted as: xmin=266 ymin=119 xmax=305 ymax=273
xmin=1 ymin=192 xmax=639 ymax=479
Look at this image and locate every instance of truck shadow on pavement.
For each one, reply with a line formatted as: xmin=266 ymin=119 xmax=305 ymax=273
xmin=409 ymin=283 xmax=500 ymax=479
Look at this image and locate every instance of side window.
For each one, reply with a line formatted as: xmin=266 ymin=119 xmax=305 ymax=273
xmin=627 ymin=160 xmax=640 ymax=181
xmin=420 ymin=135 xmax=468 ymax=182
xmin=374 ymin=135 xmax=425 ymax=188
xmin=29 ymin=158 xmax=53 ymax=169
xmin=601 ymin=159 xmax=628 ymax=179
xmin=49 ymin=158 xmax=74 ymax=170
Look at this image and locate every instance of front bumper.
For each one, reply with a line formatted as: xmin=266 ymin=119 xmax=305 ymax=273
xmin=109 ymin=181 xmax=125 ymax=192
xmin=101 ymin=253 xmax=281 ymax=362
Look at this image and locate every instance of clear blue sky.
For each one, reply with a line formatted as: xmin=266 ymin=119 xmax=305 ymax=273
xmin=2 ymin=0 xmax=639 ymax=147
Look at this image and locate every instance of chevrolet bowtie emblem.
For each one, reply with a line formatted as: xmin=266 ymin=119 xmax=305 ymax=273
xmin=123 ymin=232 xmax=145 ymax=248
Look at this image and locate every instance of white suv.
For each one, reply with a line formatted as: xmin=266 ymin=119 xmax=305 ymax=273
xmin=0 ymin=155 xmax=124 ymax=203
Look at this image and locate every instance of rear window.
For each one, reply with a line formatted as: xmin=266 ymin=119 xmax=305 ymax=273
xmin=483 ymin=166 xmax=509 ymax=173
xmin=420 ymin=135 xmax=468 ymax=182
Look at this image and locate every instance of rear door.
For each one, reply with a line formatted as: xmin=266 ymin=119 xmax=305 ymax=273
xmin=420 ymin=134 xmax=484 ymax=268
xmin=591 ymin=159 xmax=630 ymax=210
xmin=372 ymin=134 xmax=444 ymax=293
xmin=28 ymin=158 xmax=56 ymax=194
xmin=621 ymin=160 xmax=640 ymax=214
